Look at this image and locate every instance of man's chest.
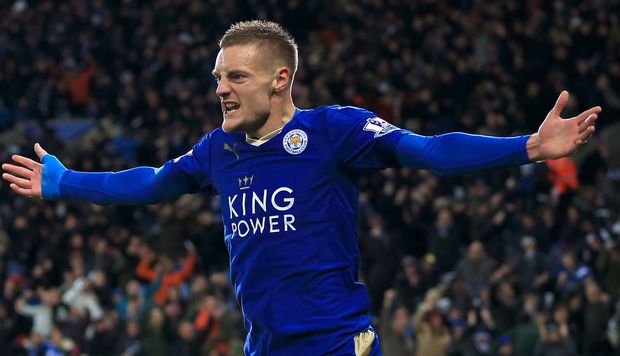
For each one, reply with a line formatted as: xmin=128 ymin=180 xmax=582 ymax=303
xmin=210 ymin=131 xmax=331 ymax=196
xmin=209 ymin=132 xmax=337 ymax=231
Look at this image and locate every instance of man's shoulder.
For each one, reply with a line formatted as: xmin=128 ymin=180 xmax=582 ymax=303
xmin=196 ymin=128 xmax=243 ymax=145
xmin=184 ymin=129 xmax=243 ymax=160
xmin=302 ymin=105 xmax=374 ymax=118
xmin=298 ymin=105 xmax=378 ymax=130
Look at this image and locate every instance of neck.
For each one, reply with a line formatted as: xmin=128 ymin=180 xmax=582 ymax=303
xmin=248 ymin=97 xmax=296 ymax=139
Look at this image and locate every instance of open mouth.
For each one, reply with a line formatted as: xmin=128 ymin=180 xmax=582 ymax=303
xmin=224 ymin=102 xmax=240 ymax=115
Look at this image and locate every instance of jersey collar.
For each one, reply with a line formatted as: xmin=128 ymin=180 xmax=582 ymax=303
xmin=245 ymin=108 xmax=301 ymax=147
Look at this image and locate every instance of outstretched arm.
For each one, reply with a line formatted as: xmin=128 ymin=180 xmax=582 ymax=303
xmin=393 ymin=91 xmax=600 ymax=175
xmin=394 ymin=131 xmax=530 ymax=175
xmin=2 ymin=144 xmax=201 ymax=204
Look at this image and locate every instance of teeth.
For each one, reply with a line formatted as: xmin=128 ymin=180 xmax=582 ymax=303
xmin=224 ymin=103 xmax=239 ymax=112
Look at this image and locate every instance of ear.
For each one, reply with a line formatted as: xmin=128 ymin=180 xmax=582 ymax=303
xmin=272 ymin=67 xmax=290 ymax=93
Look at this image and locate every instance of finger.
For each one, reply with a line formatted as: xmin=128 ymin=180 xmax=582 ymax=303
xmin=2 ymin=173 xmax=32 ymax=188
xmin=34 ymin=143 xmax=48 ymax=160
xmin=576 ymin=126 xmax=595 ymax=144
xmin=552 ymin=90 xmax=570 ymax=116
xmin=578 ymin=114 xmax=598 ymax=132
xmin=11 ymin=155 xmax=43 ymax=171
xmin=9 ymin=183 xmax=34 ymax=197
xmin=2 ymin=163 xmax=34 ymax=178
xmin=574 ymin=106 xmax=602 ymax=124
xmin=9 ymin=184 xmax=34 ymax=197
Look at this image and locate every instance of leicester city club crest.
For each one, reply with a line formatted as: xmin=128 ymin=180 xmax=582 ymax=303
xmin=283 ymin=129 xmax=308 ymax=155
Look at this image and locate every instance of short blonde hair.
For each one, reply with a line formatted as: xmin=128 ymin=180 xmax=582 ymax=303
xmin=220 ymin=20 xmax=298 ymax=75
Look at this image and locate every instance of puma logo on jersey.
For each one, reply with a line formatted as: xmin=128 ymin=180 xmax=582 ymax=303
xmin=224 ymin=143 xmax=240 ymax=160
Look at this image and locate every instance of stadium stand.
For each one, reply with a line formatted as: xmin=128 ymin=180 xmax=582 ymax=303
xmin=1 ymin=0 xmax=619 ymax=354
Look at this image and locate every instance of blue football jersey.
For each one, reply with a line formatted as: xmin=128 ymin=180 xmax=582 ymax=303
xmin=172 ymin=106 xmax=406 ymax=355
xmin=45 ymin=102 xmax=529 ymax=354
xmin=46 ymin=100 xmax=529 ymax=355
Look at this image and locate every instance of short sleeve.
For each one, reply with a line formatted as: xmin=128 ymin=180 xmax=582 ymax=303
xmin=324 ymin=106 xmax=408 ymax=170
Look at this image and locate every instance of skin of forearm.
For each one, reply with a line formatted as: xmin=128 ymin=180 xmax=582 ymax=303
xmin=526 ymin=133 xmax=542 ymax=161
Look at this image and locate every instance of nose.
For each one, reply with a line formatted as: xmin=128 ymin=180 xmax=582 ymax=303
xmin=216 ymin=77 xmax=230 ymax=97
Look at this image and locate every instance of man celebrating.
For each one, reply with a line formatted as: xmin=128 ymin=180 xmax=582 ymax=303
xmin=2 ymin=21 xmax=600 ymax=355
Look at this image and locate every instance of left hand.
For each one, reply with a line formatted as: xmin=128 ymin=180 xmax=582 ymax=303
xmin=2 ymin=143 xmax=49 ymax=198
xmin=528 ymin=91 xmax=601 ymax=161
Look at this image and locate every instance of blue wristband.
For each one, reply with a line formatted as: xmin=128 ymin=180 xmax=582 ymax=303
xmin=41 ymin=154 xmax=68 ymax=199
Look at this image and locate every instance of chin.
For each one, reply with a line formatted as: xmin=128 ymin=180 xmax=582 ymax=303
xmin=221 ymin=119 xmax=245 ymax=133
xmin=221 ymin=124 xmax=237 ymax=133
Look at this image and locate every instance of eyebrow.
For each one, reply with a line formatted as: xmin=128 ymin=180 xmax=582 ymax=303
xmin=212 ymin=70 xmax=249 ymax=78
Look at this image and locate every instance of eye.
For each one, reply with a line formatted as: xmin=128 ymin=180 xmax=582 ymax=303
xmin=231 ymin=74 xmax=245 ymax=81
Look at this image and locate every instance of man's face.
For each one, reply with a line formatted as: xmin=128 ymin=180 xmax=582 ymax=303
xmin=468 ymin=241 xmax=483 ymax=261
xmin=213 ymin=44 xmax=276 ymax=134
xmin=562 ymin=254 xmax=575 ymax=269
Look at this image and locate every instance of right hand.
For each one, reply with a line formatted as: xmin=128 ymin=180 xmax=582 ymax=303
xmin=184 ymin=239 xmax=196 ymax=253
xmin=383 ymin=288 xmax=397 ymax=307
xmin=2 ymin=143 xmax=48 ymax=198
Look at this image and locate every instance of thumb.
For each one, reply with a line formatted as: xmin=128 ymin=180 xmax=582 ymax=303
xmin=552 ymin=90 xmax=569 ymax=116
xmin=34 ymin=143 xmax=49 ymax=161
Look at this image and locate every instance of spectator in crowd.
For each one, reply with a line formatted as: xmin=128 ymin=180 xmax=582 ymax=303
xmin=490 ymin=281 xmax=518 ymax=335
xmin=534 ymin=322 xmax=576 ymax=356
xmin=546 ymin=157 xmax=580 ymax=197
xmin=566 ymin=292 xmax=586 ymax=353
xmin=380 ymin=289 xmax=414 ymax=356
xmin=116 ymin=320 xmax=143 ymax=356
xmin=173 ymin=320 xmax=200 ymax=356
xmin=117 ymin=273 xmax=162 ymax=321
xmin=511 ymin=294 xmax=543 ymax=356
xmin=551 ymin=304 xmax=576 ymax=349
xmin=554 ymin=252 xmax=593 ymax=298
xmin=492 ymin=235 xmax=549 ymax=296
xmin=56 ymin=305 xmax=89 ymax=352
xmin=594 ymin=240 xmax=620 ymax=294
xmin=395 ymin=256 xmax=431 ymax=311
xmin=413 ymin=288 xmax=451 ymax=356
xmin=14 ymin=287 xmax=61 ymax=339
xmin=583 ymin=282 xmax=612 ymax=355
xmin=62 ymin=275 xmax=104 ymax=322
xmin=427 ymin=208 xmax=463 ymax=274
xmin=445 ymin=307 xmax=467 ymax=356
xmin=463 ymin=304 xmax=497 ymax=355
xmin=510 ymin=236 xmax=550 ymax=293
xmin=135 ymin=243 xmax=196 ymax=305
xmin=87 ymin=312 xmax=119 ymax=356
xmin=455 ymin=241 xmax=497 ymax=299
xmin=141 ymin=307 xmax=171 ymax=356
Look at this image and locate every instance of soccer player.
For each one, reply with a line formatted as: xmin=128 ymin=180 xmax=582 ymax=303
xmin=2 ymin=21 xmax=600 ymax=355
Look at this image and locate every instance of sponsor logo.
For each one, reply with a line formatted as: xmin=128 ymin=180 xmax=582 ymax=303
xmin=283 ymin=129 xmax=308 ymax=155
xmin=227 ymin=186 xmax=296 ymax=238
xmin=238 ymin=175 xmax=254 ymax=190
xmin=363 ymin=117 xmax=397 ymax=138
xmin=224 ymin=143 xmax=240 ymax=160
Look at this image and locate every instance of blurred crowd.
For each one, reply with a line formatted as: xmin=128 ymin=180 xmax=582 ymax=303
xmin=1 ymin=0 xmax=620 ymax=355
